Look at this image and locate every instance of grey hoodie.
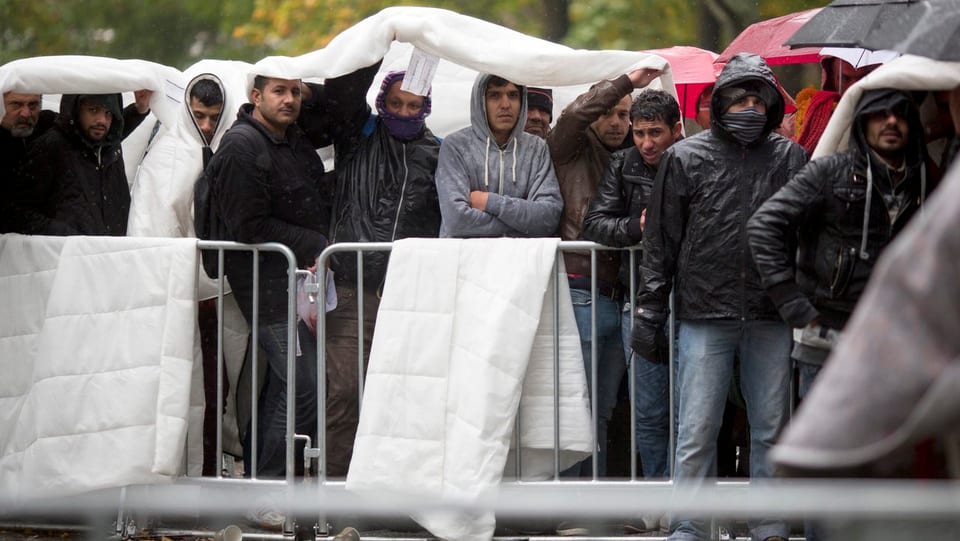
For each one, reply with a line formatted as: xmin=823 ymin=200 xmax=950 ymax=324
xmin=436 ymin=73 xmax=562 ymax=237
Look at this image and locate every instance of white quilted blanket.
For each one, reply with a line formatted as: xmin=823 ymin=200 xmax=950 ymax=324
xmin=0 ymin=235 xmax=198 ymax=499
xmin=346 ymin=238 xmax=592 ymax=541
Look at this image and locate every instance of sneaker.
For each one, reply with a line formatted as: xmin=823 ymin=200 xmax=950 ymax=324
xmin=244 ymin=495 xmax=286 ymax=531
xmin=556 ymin=521 xmax=590 ymax=536
xmin=333 ymin=527 xmax=360 ymax=541
xmin=623 ymin=514 xmax=661 ymax=534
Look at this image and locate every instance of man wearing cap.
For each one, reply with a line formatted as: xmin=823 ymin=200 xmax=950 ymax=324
xmin=633 ymin=53 xmax=807 ymax=541
xmin=324 ymin=70 xmax=442 ymax=477
xmin=749 ymin=88 xmax=933 ymax=400
xmin=524 ymin=87 xmax=553 ymax=138
xmin=8 ymin=92 xmax=150 ymax=235
xmin=546 ymin=67 xmax=660 ymax=478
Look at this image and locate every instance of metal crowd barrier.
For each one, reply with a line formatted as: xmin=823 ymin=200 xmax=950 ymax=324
xmin=4 ymin=239 xmax=958 ymax=541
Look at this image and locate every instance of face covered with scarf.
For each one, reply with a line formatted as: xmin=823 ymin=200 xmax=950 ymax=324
xmin=718 ymin=81 xmax=776 ymax=145
xmin=376 ymin=71 xmax=432 ymax=142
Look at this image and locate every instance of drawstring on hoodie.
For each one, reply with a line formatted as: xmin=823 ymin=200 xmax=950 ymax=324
xmin=482 ymin=136 xmax=519 ymax=188
xmin=860 ymin=155 xmax=928 ymax=261
xmin=511 ymin=138 xmax=517 ymax=184
xmin=860 ymin=153 xmax=873 ymax=260
xmin=483 ymin=137 xmax=491 ymax=187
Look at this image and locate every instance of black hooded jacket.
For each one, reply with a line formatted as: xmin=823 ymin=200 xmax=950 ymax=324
xmin=582 ymin=145 xmax=658 ymax=288
xmin=9 ymin=94 xmax=132 ymax=236
xmin=329 ymin=115 xmax=441 ymax=289
xmin=637 ymin=53 xmax=808 ymax=320
xmin=748 ymin=89 xmax=933 ymax=330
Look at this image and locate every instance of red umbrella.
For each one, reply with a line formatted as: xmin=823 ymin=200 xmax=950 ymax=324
xmin=644 ymin=46 xmax=721 ymax=118
xmin=717 ymin=8 xmax=823 ymax=66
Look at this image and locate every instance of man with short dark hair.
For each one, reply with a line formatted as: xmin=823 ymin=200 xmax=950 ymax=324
xmin=204 ymin=64 xmax=377 ymax=478
xmin=633 ymin=53 xmax=807 ymax=541
xmin=524 ymin=87 xmax=553 ymax=138
xmin=435 ymin=74 xmax=562 ymax=238
xmin=546 ymin=68 xmax=660 ymax=478
xmin=189 ymin=78 xmax=224 ymax=146
xmin=583 ymin=88 xmax=681 ymax=484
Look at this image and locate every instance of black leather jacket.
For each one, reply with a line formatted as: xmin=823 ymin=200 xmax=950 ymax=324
xmin=638 ymin=54 xmax=808 ymax=320
xmin=748 ymin=89 xmax=933 ymax=330
xmin=582 ymin=145 xmax=656 ymax=289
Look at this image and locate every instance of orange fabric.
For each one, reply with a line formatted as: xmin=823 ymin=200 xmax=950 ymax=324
xmin=797 ymin=89 xmax=840 ymax=156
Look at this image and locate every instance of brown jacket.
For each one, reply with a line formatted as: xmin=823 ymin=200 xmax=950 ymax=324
xmin=547 ymin=74 xmax=633 ymax=285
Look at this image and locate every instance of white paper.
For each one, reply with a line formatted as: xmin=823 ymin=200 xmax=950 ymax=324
xmin=401 ymin=48 xmax=439 ymax=97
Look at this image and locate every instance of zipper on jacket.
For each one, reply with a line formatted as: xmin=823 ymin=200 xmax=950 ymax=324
xmin=390 ymin=143 xmax=410 ymax=241
xmin=739 ymin=146 xmax=748 ymax=321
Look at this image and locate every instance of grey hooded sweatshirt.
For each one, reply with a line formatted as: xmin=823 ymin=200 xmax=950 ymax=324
xmin=436 ymin=73 xmax=562 ymax=237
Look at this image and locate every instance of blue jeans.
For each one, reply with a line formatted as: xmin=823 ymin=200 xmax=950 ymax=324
xmin=797 ymin=360 xmax=823 ymax=400
xmin=567 ymin=287 xmax=625 ymax=477
xmin=669 ymin=319 xmax=792 ymax=541
xmin=621 ymin=302 xmax=671 ymax=478
xmin=243 ymin=320 xmax=318 ymax=478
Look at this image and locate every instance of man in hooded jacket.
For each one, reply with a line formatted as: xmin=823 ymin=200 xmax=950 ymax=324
xmin=435 ymin=74 xmax=562 ymax=238
xmin=8 ymin=93 xmax=149 ymax=236
xmin=748 ymin=88 xmax=933 ymax=399
xmin=322 ymin=70 xmax=442 ymax=477
xmin=632 ymin=53 xmax=807 ymax=541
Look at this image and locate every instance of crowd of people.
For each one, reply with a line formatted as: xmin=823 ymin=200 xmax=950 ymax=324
xmin=2 ymin=42 xmax=959 ymax=541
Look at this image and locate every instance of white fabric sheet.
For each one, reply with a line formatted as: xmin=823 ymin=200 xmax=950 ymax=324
xmin=346 ymin=238 xmax=592 ymax=541
xmin=0 ymin=235 xmax=198 ymax=499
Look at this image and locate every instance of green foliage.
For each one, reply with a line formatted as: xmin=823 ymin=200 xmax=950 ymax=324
xmin=0 ymin=0 xmax=830 ymax=67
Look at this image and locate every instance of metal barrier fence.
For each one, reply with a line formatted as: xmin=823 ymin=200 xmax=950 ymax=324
xmin=3 ymin=239 xmax=959 ymax=541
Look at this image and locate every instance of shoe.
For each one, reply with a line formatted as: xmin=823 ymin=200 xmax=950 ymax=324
xmin=556 ymin=521 xmax=590 ymax=536
xmin=622 ymin=514 xmax=661 ymax=534
xmin=244 ymin=494 xmax=286 ymax=531
xmin=333 ymin=527 xmax=360 ymax=541
xmin=244 ymin=506 xmax=285 ymax=531
xmin=659 ymin=514 xmax=670 ymax=533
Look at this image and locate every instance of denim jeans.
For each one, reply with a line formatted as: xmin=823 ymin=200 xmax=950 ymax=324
xmin=621 ymin=301 xmax=671 ymax=478
xmin=567 ymin=287 xmax=625 ymax=477
xmin=669 ymin=319 xmax=792 ymax=541
xmin=797 ymin=360 xmax=823 ymax=400
xmin=243 ymin=319 xmax=318 ymax=478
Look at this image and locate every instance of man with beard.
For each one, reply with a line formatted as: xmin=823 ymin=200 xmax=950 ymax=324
xmin=8 ymin=92 xmax=150 ymax=235
xmin=1 ymin=92 xmax=55 ymax=181
xmin=749 ymin=88 xmax=933 ymax=399
xmin=524 ymin=87 xmax=553 ymax=138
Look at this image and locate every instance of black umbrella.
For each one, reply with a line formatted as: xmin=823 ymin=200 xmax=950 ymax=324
xmin=860 ymin=0 xmax=960 ymax=61
xmin=785 ymin=0 xmax=918 ymax=49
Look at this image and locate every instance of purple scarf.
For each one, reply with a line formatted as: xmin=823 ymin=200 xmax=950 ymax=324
xmin=375 ymin=71 xmax=432 ymax=142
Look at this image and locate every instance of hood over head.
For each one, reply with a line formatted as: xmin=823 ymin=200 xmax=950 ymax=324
xmin=470 ymin=72 xmax=528 ymax=145
xmin=58 ymin=93 xmax=124 ymax=147
xmin=850 ymin=88 xmax=926 ymax=169
xmin=712 ymin=53 xmax=785 ymax=140
xmin=375 ymin=70 xmax=432 ymax=142
xmin=185 ymin=73 xmax=226 ymax=158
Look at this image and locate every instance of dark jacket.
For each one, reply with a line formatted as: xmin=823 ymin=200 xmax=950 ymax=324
xmin=207 ymin=64 xmax=378 ymax=324
xmin=0 ymin=109 xmax=56 ymax=233
xmin=582 ymin=145 xmax=656 ymax=289
xmin=329 ymin=116 xmax=441 ymax=289
xmin=208 ymin=105 xmax=331 ymax=325
xmin=548 ymin=74 xmax=634 ymax=285
xmin=638 ymin=53 xmax=808 ymax=319
xmin=8 ymin=94 xmax=137 ymax=236
xmin=748 ymin=89 xmax=933 ymax=330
